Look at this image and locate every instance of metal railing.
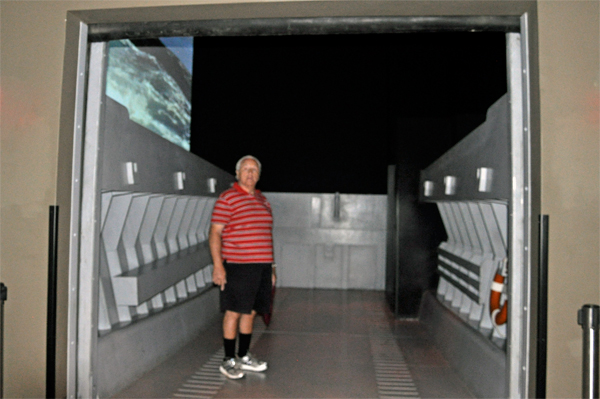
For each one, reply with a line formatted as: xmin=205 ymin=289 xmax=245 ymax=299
xmin=578 ymin=304 xmax=599 ymax=399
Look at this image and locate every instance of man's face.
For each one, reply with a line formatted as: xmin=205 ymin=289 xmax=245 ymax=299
xmin=236 ymin=159 xmax=260 ymax=192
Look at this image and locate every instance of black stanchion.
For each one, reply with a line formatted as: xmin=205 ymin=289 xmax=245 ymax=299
xmin=578 ymin=304 xmax=599 ymax=399
xmin=1 ymin=282 xmax=7 ymax=399
xmin=536 ymin=215 xmax=549 ymax=398
xmin=46 ymin=206 xmax=59 ymax=399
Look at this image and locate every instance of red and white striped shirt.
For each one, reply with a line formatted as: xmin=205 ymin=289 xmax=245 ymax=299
xmin=211 ymin=182 xmax=274 ymax=264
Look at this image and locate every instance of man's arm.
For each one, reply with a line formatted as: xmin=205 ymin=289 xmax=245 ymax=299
xmin=209 ymin=223 xmax=226 ymax=290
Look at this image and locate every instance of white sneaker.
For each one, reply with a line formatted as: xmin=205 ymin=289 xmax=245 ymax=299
xmin=237 ymin=353 xmax=268 ymax=372
xmin=219 ymin=357 xmax=245 ymax=379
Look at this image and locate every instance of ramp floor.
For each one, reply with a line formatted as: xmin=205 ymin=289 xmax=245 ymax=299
xmin=113 ymin=288 xmax=474 ymax=399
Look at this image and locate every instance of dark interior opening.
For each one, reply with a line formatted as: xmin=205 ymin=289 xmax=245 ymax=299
xmin=190 ymin=32 xmax=507 ymax=194
xmin=188 ymin=31 xmax=507 ymax=316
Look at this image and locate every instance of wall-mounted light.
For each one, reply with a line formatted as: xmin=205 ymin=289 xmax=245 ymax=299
xmin=444 ymin=176 xmax=457 ymax=195
xmin=207 ymin=178 xmax=217 ymax=194
xmin=123 ymin=161 xmax=138 ymax=185
xmin=423 ymin=180 xmax=435 ymax=197
xmin=174 ymin=171 xmax=186 ymax=191
xmin=333 ymin=192 xmax=341 ymax=220
xmin=477 ymin=167 xmax=494 ymax=192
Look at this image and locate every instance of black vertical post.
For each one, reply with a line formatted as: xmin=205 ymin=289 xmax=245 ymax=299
xmin=0 ymin=283 xmax=6 ymax=399
xmin=536 ymin=215 xmax=549 ymax=399
xmin=578 ymin=304 xmax=600 ymax=399
xmin=46 ymin=206 xmax=59 ymax=399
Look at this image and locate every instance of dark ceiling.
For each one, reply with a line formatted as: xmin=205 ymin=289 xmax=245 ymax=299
xmin=190 ymin=32 xmax=507 ymax=194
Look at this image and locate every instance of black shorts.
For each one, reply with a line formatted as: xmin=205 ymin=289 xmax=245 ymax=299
xmin=220 ymin=262 xmax=272 ymax=315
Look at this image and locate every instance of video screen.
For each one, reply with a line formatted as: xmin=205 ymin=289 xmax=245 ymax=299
xmin=106 ymin=37 xmax=193 ymax=150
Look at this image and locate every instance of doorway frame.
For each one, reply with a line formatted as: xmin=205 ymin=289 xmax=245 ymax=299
xmin=57 ymin=2 xmax=539 ymax=398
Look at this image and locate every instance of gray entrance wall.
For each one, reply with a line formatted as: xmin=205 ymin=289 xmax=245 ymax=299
xmin=267 ymin=193 xmax=387 ymax=290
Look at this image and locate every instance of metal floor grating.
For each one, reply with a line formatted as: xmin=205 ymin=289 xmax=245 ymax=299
xmin=173 ymin=348 xmax=226 ymax=399
xmin=371 ymin=336 xmax=420 ymax=399
xmin=367 ymin=304 xmax=420 ymax=399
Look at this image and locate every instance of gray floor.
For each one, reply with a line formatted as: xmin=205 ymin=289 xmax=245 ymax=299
xmin=114 ymin=288 xmax=475 ymax=399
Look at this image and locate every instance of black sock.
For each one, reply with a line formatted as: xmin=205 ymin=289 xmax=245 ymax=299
xmin=237 ymin=333 xmax=252 ymax=358
xmin=223 ymin=338 xmax=236 ymax=360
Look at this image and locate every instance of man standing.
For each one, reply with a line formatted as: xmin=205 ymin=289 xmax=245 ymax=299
xmin=209 ymin=155 xmax=276 ymax=379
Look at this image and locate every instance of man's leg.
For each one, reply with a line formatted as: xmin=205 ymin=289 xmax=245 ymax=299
xmin=238 ymin=311 xmax=256 ymax=358
xmin=236 ymin=310 xmax=267 ymax=372
xmin=223 ymin=310 xmax=242 ymax=339
xmin=220 ymin=311 xmax=245 ymax=379
xmin=223 ymin=310 xmax=241 ymax=358
xmin=239 ymin=310 xmax=256 ymax=334
xmin=223 ymin=310 xmax=256 ymax=357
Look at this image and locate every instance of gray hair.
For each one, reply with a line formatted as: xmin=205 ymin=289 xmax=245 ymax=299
xmin=235 ymin=155 xmax=262 ymax=173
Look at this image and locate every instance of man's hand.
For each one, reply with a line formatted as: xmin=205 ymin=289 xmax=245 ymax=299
xmin=212 ymin=265 xmax=227 ymax=291
xmin=209 ymin=223 xmax=227 ymax=290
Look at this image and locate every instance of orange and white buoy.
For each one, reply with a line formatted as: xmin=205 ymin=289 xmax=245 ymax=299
xmin=490 ymin=259 xmax=508 ymax=327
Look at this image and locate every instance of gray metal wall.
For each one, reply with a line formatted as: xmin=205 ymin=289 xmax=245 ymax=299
xmin=420 ymin=94 xmax=510 ymax=346
xmin=418 ymin=94 xmax=510 ymax=397
xmin=266 ymin=193 xmax=387 ymax=290
xmin=98 ymin=191 xmax=217 ymax=333
xmin=420 ymin=290 xmax=507 ymax=398
xmin=96 ymin=98 xmax=236 ymax=396
xmin=97 ymin=290 xmax=220 ymax=397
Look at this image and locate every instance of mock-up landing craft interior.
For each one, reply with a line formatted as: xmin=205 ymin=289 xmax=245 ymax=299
xmin=81 ymin=30 xmax=519 ymax=398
